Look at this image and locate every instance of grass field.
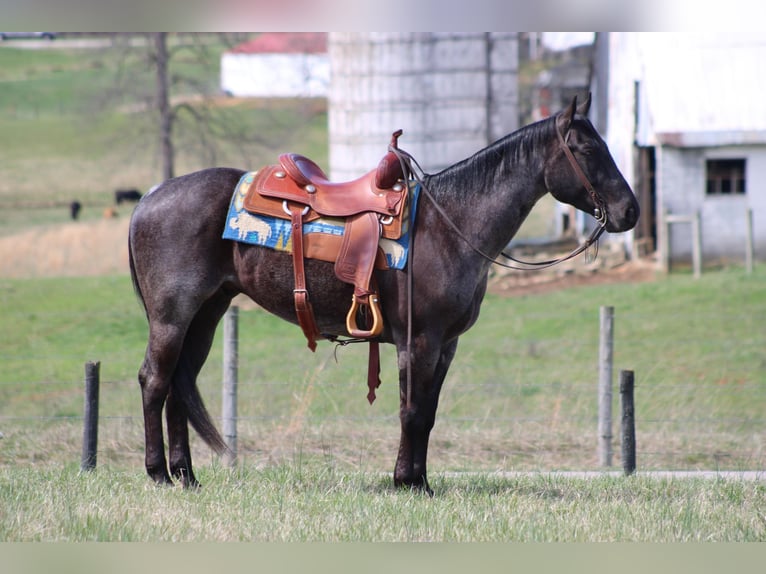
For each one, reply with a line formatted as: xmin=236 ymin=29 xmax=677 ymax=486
xmin=1 ymin=465 xmax=764 ymax=541
xmin=1 ymin=36 xmax=765 ymax=543
xmin=0 ymin=38 xmax=329 ymax=239
xmin=1 ymin=266 xmax=764 ymax=478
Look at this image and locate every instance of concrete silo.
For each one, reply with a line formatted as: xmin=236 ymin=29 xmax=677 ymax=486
xmin=328 ymin=33 xmax=519 ymax=180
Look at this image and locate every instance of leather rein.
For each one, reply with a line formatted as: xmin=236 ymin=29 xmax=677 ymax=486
xmin=390 ymin=121 xmax=609 ymax=272
xmin=352 ymin=121 xmax=608 ymax=409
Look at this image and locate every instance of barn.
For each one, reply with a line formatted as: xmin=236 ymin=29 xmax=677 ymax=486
xmin=594 ymin=32 xmax=766 ymax=265
xmin=220 ymin=32 xmax=329 ymax=98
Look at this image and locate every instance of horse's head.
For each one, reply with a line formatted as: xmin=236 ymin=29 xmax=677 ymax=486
xmin=545 ymin=95 xmax=639 ymax=233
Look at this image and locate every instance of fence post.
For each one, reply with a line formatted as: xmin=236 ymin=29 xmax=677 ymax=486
xmin=691 ymin=211 xmax=702 ymax=279
xmin=745 ymin=208 xmax=754 ymax=275
xmin=222 ymin=305 xmax=239 ymax=467
xmin=660 ymin=209 xmax=670 ymax=273
xmin=598 ymin=306 xmax=614 ymax=467
xmin=620 ymin=370 xmax=636 ymax=476
xmin=81 ymin=361 xmax=100 ymax=472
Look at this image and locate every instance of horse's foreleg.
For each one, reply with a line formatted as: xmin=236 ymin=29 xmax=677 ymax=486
xmin=394 ymin=337 xmax=458 ymax=495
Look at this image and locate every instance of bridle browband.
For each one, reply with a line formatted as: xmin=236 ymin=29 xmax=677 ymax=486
xmin=390 ymin=116 xmax=609 ymax=272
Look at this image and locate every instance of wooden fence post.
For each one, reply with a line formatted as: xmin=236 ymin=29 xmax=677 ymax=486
xmin=222 ymin=305 xmax=239 ymax=467
xmin=620 ymin=370 xmax=636 ymax=476
xmin=660 ymin=209 xmax=670 ymax=273
xmin=745 ymin=208 xmax=754 ymax=275
xmin=598 ymin=306 xmax=614 ymax=467
xmin=691 ymin=211 xmax=702 ymax=279
xmin=81 ymin=361 xmax=100 ymax=472
xmin=662 ymin=211 xmax=702 ymax=277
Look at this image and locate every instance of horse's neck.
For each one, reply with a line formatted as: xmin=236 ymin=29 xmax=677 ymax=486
xmin=424 ymin=130 xmax=551 ymax=260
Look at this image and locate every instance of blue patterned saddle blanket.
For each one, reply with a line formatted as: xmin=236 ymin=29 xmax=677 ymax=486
xmin=222 ymin=171 xmax=419 ymax=269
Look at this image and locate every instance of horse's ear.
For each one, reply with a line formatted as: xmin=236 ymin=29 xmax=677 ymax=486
xmin=577 ymin=92 xmax=592 ymax=116
xmin=557 ymin=96 xmax=577 ymax=133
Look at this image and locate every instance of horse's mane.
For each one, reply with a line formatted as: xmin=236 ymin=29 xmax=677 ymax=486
xmin=425 ymin=114 xmax=558 ymax=198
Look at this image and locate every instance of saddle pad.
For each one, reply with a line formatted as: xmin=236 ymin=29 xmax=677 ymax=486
xmin=222 ymin=171 xmax=420 ymax=270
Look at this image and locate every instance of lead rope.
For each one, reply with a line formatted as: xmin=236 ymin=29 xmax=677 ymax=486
xmin=390 ymin=145 xmax=417 ymax=409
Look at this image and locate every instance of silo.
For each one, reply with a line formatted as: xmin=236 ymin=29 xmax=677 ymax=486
xmin=328 ymin=33 xmax=519 ymax=180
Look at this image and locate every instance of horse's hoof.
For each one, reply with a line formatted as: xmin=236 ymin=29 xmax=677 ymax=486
xmin=182 ymin=477 xmax=201 ymax=490
xmin=172 ymin=468 xmax=201 ymax=489
xmin=394 ymin=475 xmax=434 ymax=497
xmin=146 ymin=464 xmax=174 ymax=486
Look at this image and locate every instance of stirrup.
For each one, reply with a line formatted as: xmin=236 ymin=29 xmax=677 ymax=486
xmin=346 ymin=293 xmax=383 ymax=338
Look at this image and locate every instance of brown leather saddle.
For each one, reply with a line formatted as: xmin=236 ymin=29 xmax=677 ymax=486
xmin=242 ymin=131 xmax=409 ymax=401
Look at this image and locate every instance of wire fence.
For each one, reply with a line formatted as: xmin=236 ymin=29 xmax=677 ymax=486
xmin=1 ymin=302 xmax=764 ymax=473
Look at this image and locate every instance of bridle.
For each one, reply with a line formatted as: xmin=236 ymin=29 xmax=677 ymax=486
xmin=385 ymin=118 xmax=610 ymax=409
xmin=390 ymin=117 xmax=610 ymax=272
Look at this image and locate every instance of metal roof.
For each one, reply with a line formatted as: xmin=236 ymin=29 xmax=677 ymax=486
xmin=227 ymin=33 xmax=327 ymax=55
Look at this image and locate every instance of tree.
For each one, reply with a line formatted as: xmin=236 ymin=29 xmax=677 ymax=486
xmin=155 ymin=33 xmax=173 ymax=180
xmin=100 ymin=33 xmax=327 ymax=183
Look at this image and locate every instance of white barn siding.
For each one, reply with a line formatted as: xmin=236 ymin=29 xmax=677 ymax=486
xmin=602 ymin=32 xmax=766 ymax=263
xmin=221 ymin=53 xmax=329 ymax=98
xmin=661 ymin=145 xmax=766 ymax=260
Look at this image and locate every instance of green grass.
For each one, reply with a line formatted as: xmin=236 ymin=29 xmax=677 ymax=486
xmin=1 ymin=266 xmax=764 ymax=475
xmin=0 ymin=39 xmax=328 ymax=217
xmin=1 ymin=464 xmax=763 ymax=541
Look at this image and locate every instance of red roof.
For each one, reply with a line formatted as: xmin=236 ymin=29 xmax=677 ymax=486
xmin=229 ymin=33 xmax=327 ymax=55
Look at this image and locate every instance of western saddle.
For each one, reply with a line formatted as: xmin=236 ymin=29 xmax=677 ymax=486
xmin=242 ymin=130 xmax=411 ymax=403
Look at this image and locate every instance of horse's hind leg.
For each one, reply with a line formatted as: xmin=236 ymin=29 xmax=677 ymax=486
xmin=165 ymin=291 xmax=233 ymax=488
xmin=138 ymin=322 xmax=187 ymax=485
xmin=165 ymin=388 xmax=195 ymax=487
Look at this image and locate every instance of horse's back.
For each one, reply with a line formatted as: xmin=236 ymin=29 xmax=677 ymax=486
xmin=134 ymin=167 xmax=245 ymax=219
xmin=129 ymin=167 xmax=246 ymax=305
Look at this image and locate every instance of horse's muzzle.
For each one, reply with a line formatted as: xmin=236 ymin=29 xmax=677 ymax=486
xmin=606 ymin=195 xmax=640 ymax=233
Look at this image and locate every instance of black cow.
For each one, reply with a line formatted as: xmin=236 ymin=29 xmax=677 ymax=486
xmin=115 ymin=189 xmax=142 ymax=204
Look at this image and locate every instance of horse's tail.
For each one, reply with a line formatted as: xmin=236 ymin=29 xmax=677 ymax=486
xmin=127 ymin=223 xmax=147 ymax=317
xmin=172 ymin=353 xmax=228 ymax=455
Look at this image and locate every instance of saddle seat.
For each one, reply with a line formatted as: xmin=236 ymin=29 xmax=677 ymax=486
xmin=277 ymin=147 xmax=405 ymax=217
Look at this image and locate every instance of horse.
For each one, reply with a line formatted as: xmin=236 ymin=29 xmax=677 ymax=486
xmin=128 ymin=95 xmax=639 ymax=493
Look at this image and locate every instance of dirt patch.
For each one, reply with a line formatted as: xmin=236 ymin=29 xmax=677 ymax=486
xmin=0 ymin=217 xmax=657 ymax=297
xmin=488 ymin=258 xmax=657 ymax=297
xmin=487 ymin=241 xmax=658 ymax=297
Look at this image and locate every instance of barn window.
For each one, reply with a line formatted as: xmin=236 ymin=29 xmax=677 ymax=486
xmin=706 ymin=159 xmax=746 ymax=195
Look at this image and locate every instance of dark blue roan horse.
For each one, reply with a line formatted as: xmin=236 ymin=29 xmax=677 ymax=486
xmin=129 ymin=95 xmax=638 ymax=493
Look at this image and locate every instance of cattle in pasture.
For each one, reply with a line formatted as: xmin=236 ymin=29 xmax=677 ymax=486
xmin=115 ymin=189 xmax=143 ymax=204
